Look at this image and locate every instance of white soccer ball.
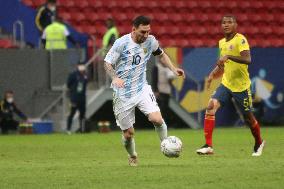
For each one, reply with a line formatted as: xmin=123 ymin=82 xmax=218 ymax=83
xmin=161 ymin=136 xmax=183 ymax=158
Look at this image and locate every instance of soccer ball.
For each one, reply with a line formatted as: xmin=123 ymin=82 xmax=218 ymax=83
xmin=161 ymin=136 xmax=183 ymax=158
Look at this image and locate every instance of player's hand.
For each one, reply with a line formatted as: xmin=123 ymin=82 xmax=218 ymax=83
xmin=206 ymin=75 xmax=214 ymax=90
xmin=174 ymin=68 xmax=186 ymax=79
xmin=112 ymin=77 xmax=125 ymax=88
xmin=217 ymin=55 xmax=228 ymax=67
xmin=154 ymin=92 xmax=160 ymax=98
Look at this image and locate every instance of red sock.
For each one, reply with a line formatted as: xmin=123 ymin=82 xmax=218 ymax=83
xmin=250 ymin=120 xmax=262 ymax=146
xmin=204 ymin=114 xmax=215 ymax=147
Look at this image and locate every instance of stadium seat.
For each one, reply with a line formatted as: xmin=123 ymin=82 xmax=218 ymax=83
xmin=176 ymin=39 xmax=190 ymax=47
xmin=59 ymin=0 xmax=74 ymax=8
xmin=188 ymin=39 xmax=204 ymax=47
xmin=76 ymin=0 xmax=89 ymax=9
xmin=270 ymin=38 xmax=284 ymax=47
xmin=22 ymin=0 xmax=34 ymax=7
xmin=0 ymin=39 xmax=16 ymax=49
xmin=70 ymin=13 xmax=86 ymax=24
xmin=59 ymin=12 xmax=72 ymax=23
xmin=32 ymin=0 xmax=45 ymax=7
xmin=20 ymin=0 xmax=283 ymax=48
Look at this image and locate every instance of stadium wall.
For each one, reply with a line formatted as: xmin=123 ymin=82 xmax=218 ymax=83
xmin=0 ymin=49 xmax=83 ymax=118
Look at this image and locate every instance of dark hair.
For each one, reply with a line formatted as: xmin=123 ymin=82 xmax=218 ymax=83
xmin=106 ymin=18 xmax=115 ymax=27
xmin=47 ymin=0 xmax=56 ymax=3
xmin=132 ymin=16 xmax=151 ymax=28
xmin=222 ymin=15 xmax=237 ymax=22
xmin=77 ymin=61 xmax=85 ymax=65
xmin=4 ymin=90 xmax=13 ymax=97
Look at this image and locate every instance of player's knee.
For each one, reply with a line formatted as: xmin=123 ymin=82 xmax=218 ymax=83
xmin=123 ymin=129 xmax=134 ymax=140
xmin=243 ymin=112 xmax=256 ymax=126
xmin=148 ymin=113 xmax=163 ymax=125
xmin=206 ymin=99 xmax=219 ymax=114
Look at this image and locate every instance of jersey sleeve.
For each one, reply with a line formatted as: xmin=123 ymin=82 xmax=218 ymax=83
xmin=151 ymin=36 xmax=159 ymax=51
xmin=104 ymin=40 xmax=121 ymax=65
xmin=238 ymin=35 xmax=250 ymax=52
xmin=64 ymin=26 xmax=70 ymax=36
xmin=42 ymin=30 xmax=46 ymax=39
xmin=151 ymin=35 xmax=164 ymax=56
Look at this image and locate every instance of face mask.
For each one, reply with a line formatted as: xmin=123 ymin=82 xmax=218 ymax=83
xmin=78 ymin=65 xmax=86 ymax=72
xmin=7 ymin=97 xmax=14 ymax=103
xmin=50 ymin=6 xmax=56 ymax=12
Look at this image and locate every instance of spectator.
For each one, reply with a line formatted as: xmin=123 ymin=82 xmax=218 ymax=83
xmin=0 ymin=91 xmax=28 ymax=134
xmin=152 ymin=61 xmax=176 ymax=124
xmin=66 ymin=62 xmax=88 ymax=134
xmin=35 ymin=0 xmax=57 ymax=33
xmin=102 ymin=18 xmax=119 ymax=49
xmin=41 ymin=17 xmax=78 ymax=49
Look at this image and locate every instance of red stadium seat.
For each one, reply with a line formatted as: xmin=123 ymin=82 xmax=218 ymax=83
xmin=70 ymin=13 xmax=86 ymax=24
xmin=0 ymin=39 xmax=16 ymax=49
xmin=173 ymin=1 xmax=187 ymax=12
xmin=176 ymin=39 xmax=190 ymax=48
xmin=77 ymin=0 xmax=89 ymax=9
xmin=118 ymin=25 xmax=130 ymax=36
xmin=188 ymin=39 xmax=204 ymax=48
xmin=59 ymin=0 xmax=74 ymax=8
xmin=270 ymin=38 xmax=284 ymax=47
xmin=248 ymin=38 xmax=257 ymax=47
xmin=79 ymin=24 xmax=97 ymax=35
xmin=171 ymin=13 xmax=183 ymax=24
xmin=206 ymin=39 xmax=217 ymax=47
xmin=23 ymin=0 xmax=284 ymax=48
xmin=59 ymin=12 xmax=71 ymax=23
xmin=32 ymin=0 xmax=45 ymax=7
xmin=22 ymin=0 xmax=34 ymax=7
xmin=210 ymin=1 xmax=225 ymax=9
xmin=152 ymin=13 xmax=169 ymax=24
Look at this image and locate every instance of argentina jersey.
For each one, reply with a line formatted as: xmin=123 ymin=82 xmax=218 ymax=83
xmin=104 ymin=34 xmax=160 ymax=99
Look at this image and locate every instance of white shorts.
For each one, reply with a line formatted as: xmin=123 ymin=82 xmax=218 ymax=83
xmin=113 ymin=84 xmax=160 ymax=130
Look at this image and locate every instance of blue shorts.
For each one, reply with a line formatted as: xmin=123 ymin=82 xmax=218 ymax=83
xmin=212 ymin=84 xmax=253 ymax=114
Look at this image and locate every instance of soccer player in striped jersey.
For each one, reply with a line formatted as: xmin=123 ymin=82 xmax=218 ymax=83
xmin=104 ymin=15 xmax=185 ymax=166
xmin=196 ymin=15 xmax=265 ymax=156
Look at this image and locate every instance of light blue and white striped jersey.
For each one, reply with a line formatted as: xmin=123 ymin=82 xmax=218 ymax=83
xmin=104 ymin=33 xmax=160 ymax=99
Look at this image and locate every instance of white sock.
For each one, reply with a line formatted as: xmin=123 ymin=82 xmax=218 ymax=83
xmin=154 ymin=120 xmax=168 ymax=141
xmin=122 ymin=136 xmax=137 ymax=157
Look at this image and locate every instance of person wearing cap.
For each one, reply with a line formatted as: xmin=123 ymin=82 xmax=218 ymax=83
xmin=66 ymin=63 xmax=88 ymax=134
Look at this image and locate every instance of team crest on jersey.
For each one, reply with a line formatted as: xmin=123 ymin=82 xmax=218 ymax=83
xmin=229 ymin=45 xmax=234 ymax=50
xmin=143 ymin=48 xmax=148 ymax=54
xmin=241 ymin=39 xmax=246 ymax=44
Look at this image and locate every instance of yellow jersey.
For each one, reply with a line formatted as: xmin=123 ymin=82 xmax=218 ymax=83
xmin=219 ymin=33 xmax=251 ymax=92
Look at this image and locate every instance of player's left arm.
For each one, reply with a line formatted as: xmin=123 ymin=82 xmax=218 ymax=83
xmin=218 ymin=36 xmax=251 ymax=66
xmin=220 ymin=50 xmax=251 ymax=65
xmin=155 ymin=49 xmax=185 ymax=78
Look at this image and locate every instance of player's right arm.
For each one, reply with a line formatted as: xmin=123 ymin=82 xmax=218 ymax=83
xmin=104 ymin=63 xmax=125 ymax=88
xmin=104 ymin=40 xmax=125 ymax=88
xmin=35 ymin=6 xmax=45 ymax=32
xmin=206 ymin=43 xmax=224 ymax=89
xmin=207 ymin=65 xmax=224 ymax=89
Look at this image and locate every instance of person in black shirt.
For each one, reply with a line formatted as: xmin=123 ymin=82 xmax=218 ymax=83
xmin=0 ymin=91 xmax=27 ymax=134
xmin=35 ymin=0 xmax=57 ymax=33
xmin=66 ymin=63 xmax=88 ymax=134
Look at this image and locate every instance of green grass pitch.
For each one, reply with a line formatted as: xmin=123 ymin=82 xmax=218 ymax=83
xmin=0 ymin=127 xmax=283 ymax=189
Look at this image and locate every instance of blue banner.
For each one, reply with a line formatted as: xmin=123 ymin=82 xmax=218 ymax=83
xmin=175 ymin=47 xmax=284 ymax=126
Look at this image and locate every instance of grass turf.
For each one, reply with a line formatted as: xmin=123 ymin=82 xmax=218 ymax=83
xmin=0 ymin=127 xmax=283 ymax=189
